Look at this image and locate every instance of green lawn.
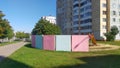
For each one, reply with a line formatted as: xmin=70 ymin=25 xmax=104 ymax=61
xmin=97 ymin=41 xmax=120 ymax=46
xmin=0 ymin=44 xmax=120 ymax=68
xmin=0 ymin=41 xmax=20 ymax=46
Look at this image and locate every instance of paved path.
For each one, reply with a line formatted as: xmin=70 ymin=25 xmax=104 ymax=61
xmin=0 ymin=42 xmax=28 ymax=61
xmin=90 ymin=43 xmax=120 ymax=52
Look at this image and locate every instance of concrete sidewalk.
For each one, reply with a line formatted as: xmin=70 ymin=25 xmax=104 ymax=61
xmin=0 ymin=42 xmax=28 ymax=61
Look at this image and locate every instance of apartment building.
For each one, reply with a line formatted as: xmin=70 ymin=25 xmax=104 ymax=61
xmin=57 ymin=0 xmax=120 ymax=40
xmin=109 ymin=0 xmax=120 ymax=40
xmin=41 ymin=16 xmax=56 ymax=24
xmin=56 ymin=0 xmax=73 ymax=34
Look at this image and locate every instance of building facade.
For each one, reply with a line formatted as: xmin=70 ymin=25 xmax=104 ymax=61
xmin=41 ymin=16 xmax=56 ymax=24
xmin=57 ymin=0 xmax=120 ymax=40
xmin=109 ymin=0 xmax=120 ymax=40
xmin=56 ymin=0 xmax=73 ymax=34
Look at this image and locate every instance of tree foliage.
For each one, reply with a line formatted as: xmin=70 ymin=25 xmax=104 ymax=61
xmin=16 ymin=32 xmax=30 ymax=39
xmin=110 ymin=26 xmax=119 ymax=36
xmin=32 ymin=19 xmax=61 ymax=35
xmin=0 ymin=11 xmax=14 ymax=39
xmin=104 ymin=26 xmax=119 ymax=41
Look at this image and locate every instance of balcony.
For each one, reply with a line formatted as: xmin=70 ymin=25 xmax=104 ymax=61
xmin=80 ymin=23 xmax=92 ymax=27
xmin=73 ymin=24 xmax=79 ymax=27
xmin=73 ymin=0 xmax=79 ymax=5
xmin=80 ymin=29 xmax=92 ymax=33
xmin=73 ymin=30 xmax=79 ymax=33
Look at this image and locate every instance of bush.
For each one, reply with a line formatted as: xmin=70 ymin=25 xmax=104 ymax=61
xmin=104 ymin=32 xmax=115 ymax=41
xmin=111 ymin=26 xmax=119 ymax=35
xmin=104 ymin=26 xmax=119 ymax=41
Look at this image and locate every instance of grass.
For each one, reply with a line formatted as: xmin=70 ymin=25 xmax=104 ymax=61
xmin=0 ymin=41 xmax=21 ymax=46
xmin=0 ymin=44 xmax=120 ymax=68
xmin=97 ymin=41 xmax=120 ymax=46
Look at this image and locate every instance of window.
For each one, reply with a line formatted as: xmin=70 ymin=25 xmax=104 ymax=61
xmin=119 ymin=19 xmax=120 ymax=22
xmin=74 ymin=0 xmax=79 ymax=2
xmin=85 ymin=12 xmax=92 ymax=17
xmin=113 ymin=11 xmax=116 ymax=15
xmin=80 ymin=18 xmax=92 ymax=24
xmin=119 ymin=5 xmax=120 ymax=9
xmin=73 ymin=4 xmax=79 ymax=8
xmin=73 ymin=27 xmax=79 ymax=30
xmin=113 ymin=18 xmax=116 ymax=22
xmin=80 ymin=25 xmax=92 ymax=30
xmin=102 ymin=25 xmax=106 ymax=29
xmin=103 ymin=11 xmax=107 ymax=15
xmin=119 ymin=32 xmax=120 ymax=36
xmin=119 ymin=26 xmax=120 ymax=29
xmin=74 ymin=9 xmax=79 ymax=13
xmin=112 ymin=3 xmax=116 ymax=8
xmin=73 ymin=21 xmax=79 ymax=25
xmin=73 ymin=15 xmax=79 ymax=20
xmin=102 ymin=3 xmax=106 ymax=8
xmin=103 ymin=18 xmax=106 ymax=22
xmin=85 ymin=5 xmax=91 ymax=10
xmin=80 ymin=8 xmax=84 ymax=12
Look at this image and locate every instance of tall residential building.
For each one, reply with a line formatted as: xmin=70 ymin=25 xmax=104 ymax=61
xmin=56 ymin=0 xmax=73 ymax=34
xmin=41 ymin=16 xmax=56 ymax=24
xmin=57 ymin=0 xmax=120 ymax=40
xmin=109 ymin=0 xmax=120 ymax=40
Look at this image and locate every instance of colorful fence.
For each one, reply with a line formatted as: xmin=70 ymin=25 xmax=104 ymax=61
xmin=56 ymin=35 xmax=71 ymax=51
xmin=31 ymin=35 xmax=89 ymax=52
xmin=31 ymin=35 xmax=35 ymax=48
xmin=72 ymin=35 xmax=89 ymax=52
xmin=35 ymin=35 xmax=42 ymax=49
xmin=43 ymin=35 xmax=55 ymax=51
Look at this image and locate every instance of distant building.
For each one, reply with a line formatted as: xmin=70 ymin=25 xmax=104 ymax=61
xmin=41 ymin=16 xmax=56 ymax=24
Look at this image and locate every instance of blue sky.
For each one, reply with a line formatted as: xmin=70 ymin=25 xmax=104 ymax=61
xmin=0 ymin=0 xmax=56 ymax=33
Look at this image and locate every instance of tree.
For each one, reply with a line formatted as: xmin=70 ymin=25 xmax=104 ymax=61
xmin=6 ymin=28 xmax=14 ymax=39
xmin=0 ymin=11 xmax=14 ymax=40
xmin=104 ymin=26 xmax=119 ymax=41
xmin=0 ymin=11 xmax=5 ymax=19
xmin=24 ymin=33 xmax=30 ymax=38
xmin=16 ymin=32 xmax=30 ymax=39
xmin=32 ymin=19 xmax=61 ymax=35
xmin=16 ymin=32 xmax=24 ymax=39
xmin=2 ymin=19 xmax=14 ymax=39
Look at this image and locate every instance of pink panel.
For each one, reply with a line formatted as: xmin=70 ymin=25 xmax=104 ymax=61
xmin=43 ymin=35 xmax=55 ymax=51
xmin=32 ymin=35 xmax=36 ymax=48
xmin=72 ymin=35 xmax=89 ymax=52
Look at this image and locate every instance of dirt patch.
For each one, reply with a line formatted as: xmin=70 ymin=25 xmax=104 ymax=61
xmin=89 ymin=43 xmax=120 ymax=51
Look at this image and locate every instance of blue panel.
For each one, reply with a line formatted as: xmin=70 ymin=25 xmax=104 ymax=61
xmin=35 ymin=35 xmax=43 ymax=49
xmin=56 ymin=35 xmax=71 ymax=51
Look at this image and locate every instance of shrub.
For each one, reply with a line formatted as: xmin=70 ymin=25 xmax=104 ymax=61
xmin=104 ymin=26 xmax=119 ymax=41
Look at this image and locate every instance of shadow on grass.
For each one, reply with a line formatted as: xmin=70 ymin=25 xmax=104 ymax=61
xmin=0 ymin=56 xmax=32 ymax=68
xmin=24 ymin=43 xmax=33 ymax=48
xmin=54 ymin=55 xmax=120 ymax=68
xmin=0 ymin=56 xmax=5 ymax=61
